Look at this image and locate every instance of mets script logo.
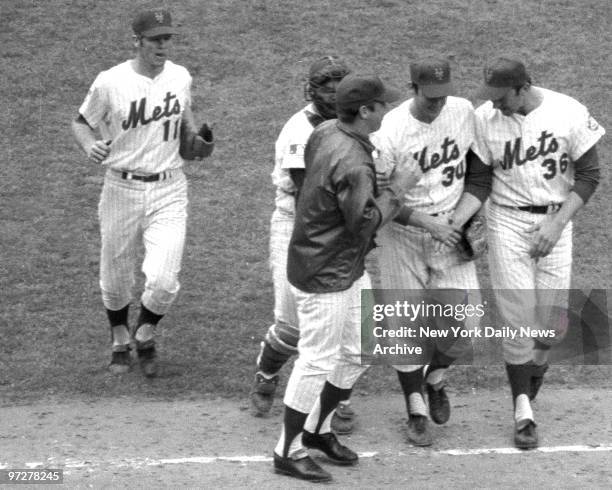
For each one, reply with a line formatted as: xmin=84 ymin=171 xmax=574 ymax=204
xmin=414 ymin=136 xmax=461 ymax=173
xmin=498 ymin=130 xmax=571 ymax=180
xmin=121 ymin=91 xmax=181 ymax=130
xmin=154 ymin=11 xmax=165 ymax=23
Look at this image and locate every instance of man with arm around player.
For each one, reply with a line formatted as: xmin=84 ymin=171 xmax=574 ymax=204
xmin=472 ymin=57 xmax=604 ymax=448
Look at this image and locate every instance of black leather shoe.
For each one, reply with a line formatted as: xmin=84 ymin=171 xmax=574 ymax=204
xmin=302 ymin=431 xmax=358 ymax=465
xmin=514 ymin=420 xmax=538 ymax=449
xmin=406 ymin=414 xmax=433 ymax=447
xmin=136 ymin=344 xmax=157 ymax=378
xmin=273 ymin=452 xmax=332 ymax=482
xmin=426 ymin=383 xmax=450 ymax=425
xmin=530 ymin=363 xmax=549 ymax=401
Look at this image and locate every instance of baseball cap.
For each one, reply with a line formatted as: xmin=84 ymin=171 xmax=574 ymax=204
xmin=336 ymin=74 xmax=401 ymax=111
xmin=132 ymin=9 xmax=177 ymax=38
xmin=409 ymin=59 xmax=454 ymax=97
xmin=476 ymin=57 xmax=529 ymax=100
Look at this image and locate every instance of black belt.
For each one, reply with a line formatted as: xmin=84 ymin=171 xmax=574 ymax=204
xmin=119 ymin=170 xmax=172 ymax=182
xmin=516 ymin=203 xmax=562 ymax=214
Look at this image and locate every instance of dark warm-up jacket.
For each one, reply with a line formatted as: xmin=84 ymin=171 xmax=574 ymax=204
xmin=287 ymin=119 xmax=404 ymax=294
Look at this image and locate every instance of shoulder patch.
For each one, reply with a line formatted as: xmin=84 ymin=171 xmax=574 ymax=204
xmin=587 ymin=115 xmax=600 ymax=131
xmin=289 ymin=144 xmax=305 ymax=156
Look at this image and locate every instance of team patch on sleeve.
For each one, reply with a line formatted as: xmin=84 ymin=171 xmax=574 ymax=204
xmin=289 ymin=144 xmax=305 ymax=156
xmin=587 ymin=115 xmax=600 ymax=131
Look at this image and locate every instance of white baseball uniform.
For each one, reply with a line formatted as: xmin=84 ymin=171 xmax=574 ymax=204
xmin=472 ymin=87 xmax=605 ymax=363
xmin=371 ymin=96 xmax=481 ymax=370
xmin=79 ymin=59 xmax=192 ymax=314
xmin=269 ymin=103 xmax=320 ymax=332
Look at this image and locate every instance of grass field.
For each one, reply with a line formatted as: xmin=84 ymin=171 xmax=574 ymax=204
xmin=1 ymin=0 xmax=611 ymax=404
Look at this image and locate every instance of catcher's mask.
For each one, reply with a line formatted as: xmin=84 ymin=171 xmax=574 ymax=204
xmin=305 ymin=55 xmax=350 ymax=120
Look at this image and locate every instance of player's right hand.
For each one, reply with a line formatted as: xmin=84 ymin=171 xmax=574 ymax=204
xmin=88 ymin=140 xmax=111 ymax=164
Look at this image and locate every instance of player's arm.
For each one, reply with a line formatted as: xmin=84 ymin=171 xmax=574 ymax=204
xmin=528 ymin=145 xmax=600 ymax=258
xmin=450 ymin=149 xmax=493 ymax=227
xmin=289 ymin=168 xmax=305 ymax=194
xmin=71 ymin=114 xmax=111 ymax=164
xmin=337 ymin=159 xmax=419 ymax=239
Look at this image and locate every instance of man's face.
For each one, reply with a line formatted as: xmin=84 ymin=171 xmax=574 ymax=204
xmin=367 ymin=101 xmax=389 ymax=133
xmin=139 ymin=34 xmax=173 ymax=68
xmin=413 ymin=89 xmax=447 ymax=121
xmin=313 ymin=79 xmax=341 ymax=107
xmin=491 ymin=87 xmax=524 ymax=116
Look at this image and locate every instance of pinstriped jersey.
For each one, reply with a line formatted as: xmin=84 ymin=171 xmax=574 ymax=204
xmin=271 ymin=103 xmax=319 ymax=216
xmin=79 ymin=60 xmax=192 ymax=174
xmin=472 ymin=88 xmax=605 ymax=207
xmin=371 ymin=96 xmax=476 ymax=215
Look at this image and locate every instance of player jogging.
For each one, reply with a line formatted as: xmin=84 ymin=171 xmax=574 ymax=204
xmin=71 ymin=9 xmax=213 ymax=377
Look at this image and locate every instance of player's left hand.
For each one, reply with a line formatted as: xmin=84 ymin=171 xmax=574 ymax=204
xmin=427 ymin=215 xmax=462 ymax=249
xmin=526 ymin=217 xmax=565 ymax=258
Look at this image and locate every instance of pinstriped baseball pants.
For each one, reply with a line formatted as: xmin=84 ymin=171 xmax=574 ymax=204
xmin=487 ymin=203 xmax=572 ymax=364
xmin=269 ymin=209 xmax=298 ymax=329
xmin=283 ymin=274 xmax=372 ymax=413
xmin=98 ymin=169 xmax=187 ymax=315
xmin=373 ymin=221 xmax=481 ymax=372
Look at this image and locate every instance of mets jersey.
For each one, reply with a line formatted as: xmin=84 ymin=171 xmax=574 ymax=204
xmin=372 ymin=96 xmax=476 ymax=215
xmin=79 ymin=60 xmax=192 ymax=174
xmin=472 ymin=88 xmax=605 ymax=207
xmin=271 ymin=103 xmax=319 ymax=216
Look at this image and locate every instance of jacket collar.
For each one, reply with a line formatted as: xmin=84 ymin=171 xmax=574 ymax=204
xmin=336 ymin=121 xmax=375 ymax=154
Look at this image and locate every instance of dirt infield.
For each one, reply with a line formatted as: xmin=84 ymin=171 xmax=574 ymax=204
xmin=2 ymin=388 xmax=611 ymax=488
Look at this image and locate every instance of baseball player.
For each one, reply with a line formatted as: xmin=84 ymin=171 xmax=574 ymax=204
xmin=250 ymin=56 xmax=356 ymax=432
xmin=472 ymin=57 xmax=604 ymax=448
xmin=272 ymin=74 xmax=420 ymax=482
xmin=370 ymin=58 xmax=487 ymax=447
xmin=71 ymin=9 xmax=213 ymax=377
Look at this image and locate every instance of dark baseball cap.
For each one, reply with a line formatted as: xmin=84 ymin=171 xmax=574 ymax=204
xmin=132 ymin=9 xmax=177 ymax=38
xmin=336 ymin=74 xmax=401 ymax=110
xmin=409 ymin=59 xmax=454 ymax=97
xmin=476 ymin=57 xmax=529 ymax=100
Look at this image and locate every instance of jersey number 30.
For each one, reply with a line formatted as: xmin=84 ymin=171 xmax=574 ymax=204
xmin=441 ymin=161 xmax=465 ymax=187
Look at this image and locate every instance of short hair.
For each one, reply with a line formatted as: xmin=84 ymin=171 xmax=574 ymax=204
xmin=337 ymin=103 xmax=376 ymax=123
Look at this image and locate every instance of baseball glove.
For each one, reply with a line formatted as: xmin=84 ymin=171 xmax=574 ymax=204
xmin=456 ymin=213 xmax=487 ymax=261
xmin=179 ymin=121 xmax=214 ymax=160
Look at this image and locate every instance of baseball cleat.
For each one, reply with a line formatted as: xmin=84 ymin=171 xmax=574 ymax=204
xmin=406 ymin=414 xmax=433 ymax=447
xmin=109 ymin=345 xmax=131 ymax=374
xmin=529 ymin=363 xmax=549 ymax=401
xmin=426 ymin=383 xmax=450 ymax=425
xmin=330 ymin=401 xmax=355 ymax=434
xmin=302 ymin=431 xmax=358 ymax=466
xmin=273 ymin=452 xmax=332 ymax=482
xmin=249 ymin=372 xmax=279 ymax=416
xmin=136 ymin=344 xmax=158 ymax=378
xmin=514 ymin=420 xmax=538 ymax=449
